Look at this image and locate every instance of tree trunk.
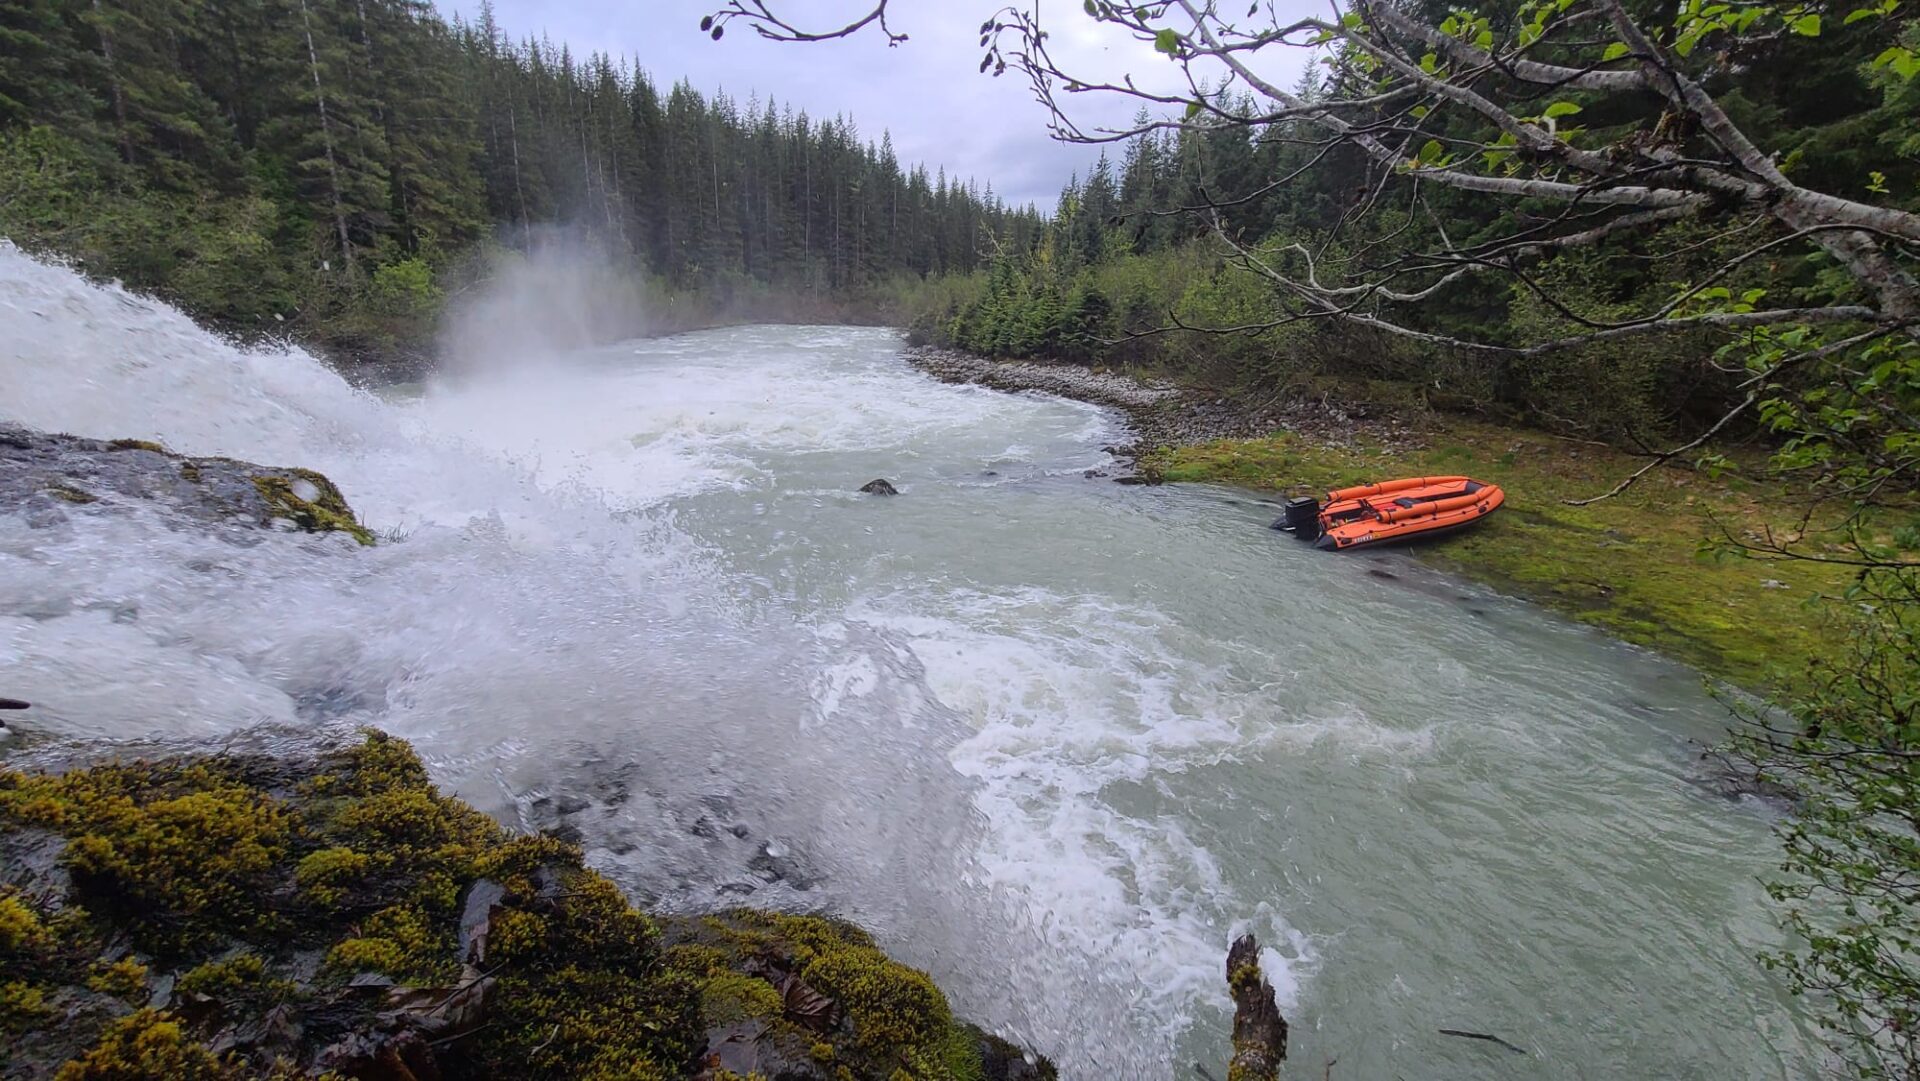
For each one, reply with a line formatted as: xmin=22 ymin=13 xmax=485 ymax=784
xmin=297 ymin=0 xmax=355 ymax=278
xmin=89 ymin=0 xmax=133 ymax=166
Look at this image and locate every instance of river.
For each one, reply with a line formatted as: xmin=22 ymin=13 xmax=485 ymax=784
xmin=0 ymin=247 xmax=1820 ymax=1077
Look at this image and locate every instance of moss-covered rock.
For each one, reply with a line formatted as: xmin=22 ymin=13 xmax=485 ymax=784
xmin=0 ymin=423 xmax=375 ymax=546
xmin=0 ymin=732 xmax=1055 ymax=1081
xmin=662 ymin=911 xmax=1053 ymax=1081
xmin=250 ymin=471 xmax=375 ymax=546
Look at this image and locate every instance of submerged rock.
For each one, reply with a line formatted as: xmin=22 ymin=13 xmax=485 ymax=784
xmin=0 ymin=424 xmax=374 ymax=545
xmin=0 ymin=729 xmax=1056 ymax=1080
xmin=858 ymin=478 xmax=899 ymax=496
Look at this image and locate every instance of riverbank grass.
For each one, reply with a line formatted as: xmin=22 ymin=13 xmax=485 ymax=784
xmin=1144 ymin=420 xmax=1856 ymax=688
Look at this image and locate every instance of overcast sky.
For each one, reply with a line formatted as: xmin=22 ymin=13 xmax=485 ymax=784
xmin=435 ymin=1 xmax=1307 ymax=209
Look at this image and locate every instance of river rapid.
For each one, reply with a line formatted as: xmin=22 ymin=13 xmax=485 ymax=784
xmin=0 ymin=247 xmax=1821 ymax=1077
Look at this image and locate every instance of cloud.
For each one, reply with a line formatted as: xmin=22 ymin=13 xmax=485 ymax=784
xmin=438 ymin=1 xmax=1153 ymax=207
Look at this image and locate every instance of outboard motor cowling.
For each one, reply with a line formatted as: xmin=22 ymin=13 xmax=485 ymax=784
xmin=1276 ymin=496 xmax=1322 ymax=540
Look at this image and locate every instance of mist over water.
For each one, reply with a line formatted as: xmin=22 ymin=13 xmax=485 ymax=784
xmin=1 ymin=245 xmax=1823 ymax=1077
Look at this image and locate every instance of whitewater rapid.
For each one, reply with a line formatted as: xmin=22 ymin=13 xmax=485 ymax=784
xmin=1 ymin=246 xmax=1822 ymax=1077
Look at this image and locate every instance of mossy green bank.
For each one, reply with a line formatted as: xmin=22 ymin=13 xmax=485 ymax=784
xmin=1143 ymin=420 xmax=1870 ymax=689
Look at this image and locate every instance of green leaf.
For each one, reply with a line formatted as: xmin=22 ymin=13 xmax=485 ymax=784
xmin=1790 ymin=13 xmax=1821 ymax=35
xmin=1184 ymin=99 xmax=1202 ymax=120
xmin=1420 ymin=51 xmax=1439 ymax=73
xmin=1440 ymin=15 xmax=1459 ymax=34
xmin=1085 ymin=0 xmax=1099 ymax=14
xmin=1411 ymin=104 xmax=1430 ymax=118
xmin=1602 ymin=41 xmax=1630 ymax=60
xmin=1844 ymin=6 xmax=1878 ymax=22
xmin=1419 ymin=138 xmax=1445 ymax=164
xmin=1474 ymin=27 xmax=1494 ymax=49
xmin=1154 ymin=28 xmax=1181 ymax=54
xmin=1543 ymin=100 xmax=1583 ymax=119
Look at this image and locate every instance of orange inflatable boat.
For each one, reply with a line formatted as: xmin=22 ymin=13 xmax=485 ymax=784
xmin=1273 ymin=475 xmax=1504 ymax=550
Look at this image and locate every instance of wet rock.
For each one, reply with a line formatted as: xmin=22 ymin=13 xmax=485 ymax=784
xmin=747 ymin=842 xmax=817 ymax=889
xmin=696 ymin=1019 xmax=834 ymax=1080
xmin=0 ymin=424 xmax=373 ymax=545
xmin=1688 ymin=755 xmax=1800 ymax=806
xmin=858 ymin=478 xmax=899 ymax=496
xmin=971 ymin=1024 xmax=1056 ymax=1080
xmin=1226 ymin=934 xmax=1287 ymax=1081
xmin=457 ymin=879 xmax=507 ymax=964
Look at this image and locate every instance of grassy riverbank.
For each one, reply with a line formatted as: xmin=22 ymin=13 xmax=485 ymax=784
xmin=1143 ymin=421 xmax=1857 ymax=689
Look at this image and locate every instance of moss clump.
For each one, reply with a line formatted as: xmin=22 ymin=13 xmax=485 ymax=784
xmin=106 ymin=439 xmax=167 ymax=453
xmin=0 ymin=763 xmax=292 ymax=954
xmin=0 ymin=891 xmax=53 ymax=954
xmin=700 ymin=969 xmax=786 ymax=1023
xmin=174 ymin=953 xmax=267 ymax=998
xmin=2 ymin=978 xmax=52 ymax=1030
xmin=667 ymin=910 xmax=1009 ymax=1081
xmin=86 ymin=957 xmax=150 ymax=1001
xmin=292 ymin=846 xmax=370 ymax=909
xmin=53 ymin=1010 xmax=233 ymax=1081
xmin=250 ymin=470 xmax=375 ymax=546
xmin=179 ymin=460 xmax=203 ymax=484
xmin=44 ymin=483 xmax=98 ymax=504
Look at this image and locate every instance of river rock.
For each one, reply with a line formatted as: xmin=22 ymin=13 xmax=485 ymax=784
xmin=0 ymin=424 xmax=373 ymax=545
xmin=859 ymin=478 xmax=899 ymax=495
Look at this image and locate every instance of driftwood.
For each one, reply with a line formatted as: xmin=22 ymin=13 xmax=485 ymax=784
xmin=1227 ymin=934 xmax=1288 ymax=1081
xmin=1439 ymin=1028 xmax=1529 ymax=1055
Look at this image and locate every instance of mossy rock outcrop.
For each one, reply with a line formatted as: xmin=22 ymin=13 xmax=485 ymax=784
xmin=0 ymin=424 xmax=373 ymax=545
xmin=0 ymin=731 xmax=1054 ymax=1080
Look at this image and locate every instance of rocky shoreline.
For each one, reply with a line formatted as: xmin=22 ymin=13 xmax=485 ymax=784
xmin=903 ymin=344 xmax=1422 ymax=474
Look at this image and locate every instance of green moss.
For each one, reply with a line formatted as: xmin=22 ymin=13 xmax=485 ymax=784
xmin=175 ymin=953 xmax=265 ymax=998
xmin=250 ymin=470 xmax=375 ymax=546
xmin=1 ymin=764 xmax=292 ymax=954
xmin=0 ymin=891 xmax=52 ymax=954
xmin=106 ymin=439 xmax=167 ymax=453
xmin=86 ymin=957 xmax=150 ymax=1001
xmin=293 ymin=846 xmax=370 ymax=908
xmin=0 ymin=731 xmax=1026 ymax=1081
xmin=2 ymin=978 xmax=52 ymax=1030
xmin=53 ymin=1010 xmax=234 ymax=1081
xmin=802 ymin=942 xmax=950 ymax=1056
xmin=700 ymin=969 xmax=784 ymax=1023
xmin=1145 ymin=421 xmax=1861 ymax=689
xmin=670 ymin=910 xmax=998 ymax=1080
xmin=45 ymin=483 xmax=98 ymax=504
xmin=179 ymin=460 xmax=203 ymax=484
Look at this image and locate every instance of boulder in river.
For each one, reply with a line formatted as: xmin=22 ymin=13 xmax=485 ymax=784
xmin=0 ymin=424 xmax=374 ymax=545
xmin=858 ymin=478 xmax=899 ymax=496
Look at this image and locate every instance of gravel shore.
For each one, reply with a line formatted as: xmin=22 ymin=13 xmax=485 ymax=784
xmin=904 ymin=344 xmax=1418 ymax=474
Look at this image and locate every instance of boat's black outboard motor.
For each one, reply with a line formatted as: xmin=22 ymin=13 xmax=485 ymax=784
xmin=1272 ymin=496 xmax=1322 ymax=540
